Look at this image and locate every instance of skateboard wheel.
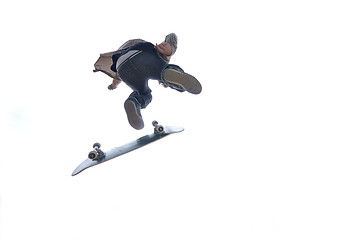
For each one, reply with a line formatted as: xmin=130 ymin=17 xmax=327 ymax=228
xmin=93 ymin=142 xmax=101 ymax=149
xmin=155 ymin=125 xmax=164 ymax=134
xmin=152 ymin=120 xmax=158 ymax=127
xmin=88 ymin=151 xmax=98 ymax=160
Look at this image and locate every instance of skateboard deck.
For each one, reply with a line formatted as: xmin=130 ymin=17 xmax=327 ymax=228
xmin=72 ymin=122 xmax=184 ymax=176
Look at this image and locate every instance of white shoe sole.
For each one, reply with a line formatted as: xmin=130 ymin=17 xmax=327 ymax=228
xmin=124 ymin=100 xmax=144 ymax=130
xmin=163 ymin=69 xmax=202 ymax=94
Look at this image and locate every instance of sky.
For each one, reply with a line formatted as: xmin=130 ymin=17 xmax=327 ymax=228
xmin=1 ymin=0 xmax=361 ymax=239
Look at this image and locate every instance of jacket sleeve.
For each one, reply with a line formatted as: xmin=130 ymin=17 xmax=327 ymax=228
xmin=118 ymin=39 xmax=146 ymax=50
xmin=125 ymin=42 xmax=156 ymax=54
xmin=93 ymin=50 xmax=120 ymax=79
xmin=93 ymin=39 xmax=146 ymax=79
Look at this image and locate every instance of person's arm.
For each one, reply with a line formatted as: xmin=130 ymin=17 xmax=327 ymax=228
xmin=118 ymin=39 xmax=146 ymax=50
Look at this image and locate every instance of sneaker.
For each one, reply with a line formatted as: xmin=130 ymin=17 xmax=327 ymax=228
xmin=163 ymin=68 xmax=202 ymax=94
xmin=124 ymin=98 xmax=144 ymax=130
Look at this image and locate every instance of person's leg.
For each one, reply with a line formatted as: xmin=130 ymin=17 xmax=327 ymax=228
xmin=117 ymin=51 xmax=165 ymax=93
xmin=161 ymin=64 xmax=202 ymax=94
xmin=124 ymin=91 xmax=152 ymax=130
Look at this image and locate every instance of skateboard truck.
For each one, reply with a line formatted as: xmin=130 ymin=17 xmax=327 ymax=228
xmin=152 ymin=120 xmax=164 ymax=134
xmin=88 ymin=142 xmax=105 ymax=161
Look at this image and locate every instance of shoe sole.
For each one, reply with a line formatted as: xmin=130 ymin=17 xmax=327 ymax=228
xmin=163 ymin=69 xmax=202 ymax=94
xmin=124 ymin=100 xmax=144 ymax=130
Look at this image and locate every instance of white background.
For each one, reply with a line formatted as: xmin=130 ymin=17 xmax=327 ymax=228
xmin=1 ymin=0 xmax=361 ymax=239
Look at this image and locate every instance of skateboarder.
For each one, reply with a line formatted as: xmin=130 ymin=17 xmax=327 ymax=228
xmin=93 ymin=33 xmax=202 ymax=130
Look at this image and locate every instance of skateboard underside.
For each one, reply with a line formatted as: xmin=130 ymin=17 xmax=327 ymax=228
xmin=72 ymin=125 xmax=183 ymax=176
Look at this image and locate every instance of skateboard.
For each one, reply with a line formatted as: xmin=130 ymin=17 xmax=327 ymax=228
xmin=71 ymin=121 xmax=184 ymax=176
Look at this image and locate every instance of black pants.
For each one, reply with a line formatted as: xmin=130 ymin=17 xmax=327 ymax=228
xmin=116 ymin=51 xmax=167 ymax=109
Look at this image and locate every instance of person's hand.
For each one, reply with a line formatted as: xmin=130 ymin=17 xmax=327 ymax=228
xmin=108 ymin=78 xmax=121 ymax=90
xmin=159 ymin=81 xmax=168 ymax=88
xmin=108 ymin=84 xmax=116 ymax=90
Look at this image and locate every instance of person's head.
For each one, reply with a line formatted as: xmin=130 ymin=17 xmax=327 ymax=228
xmin=164 ymin=33 xmax=178 ymax=56
xmin=155 ymin=33 xmax=178 ymax=61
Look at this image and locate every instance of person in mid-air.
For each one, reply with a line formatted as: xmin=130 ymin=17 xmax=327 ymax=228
xmin=93 ymin=33 xmax=202 ymax=130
